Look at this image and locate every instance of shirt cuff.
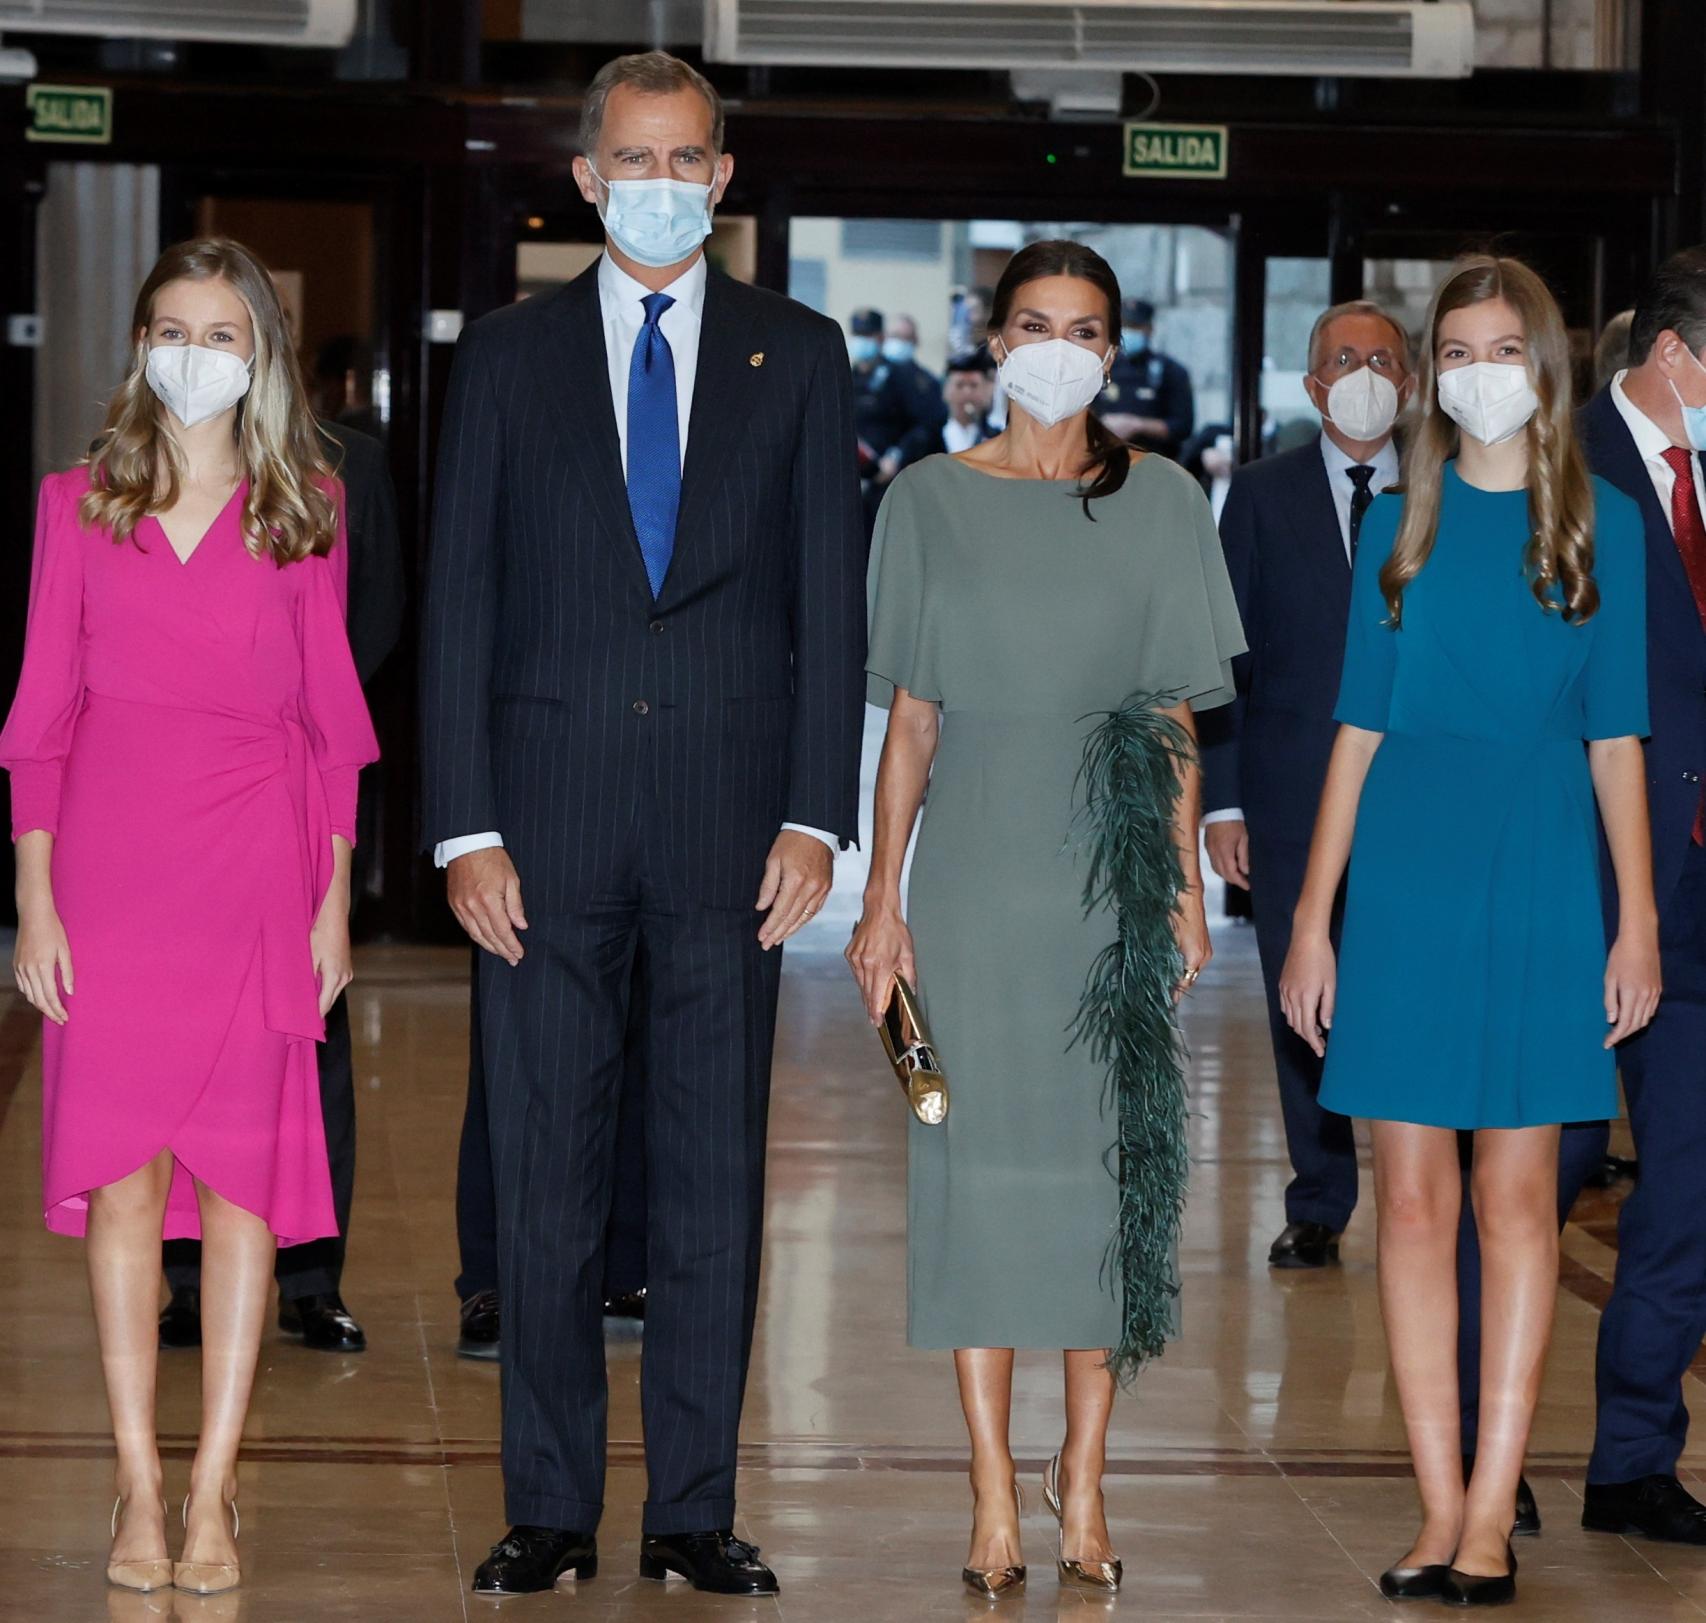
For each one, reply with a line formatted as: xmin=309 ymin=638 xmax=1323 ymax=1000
xmin=781 ymin=822 xmax=839 ymax=854
xmin=436 ymin=831 xmax=504 ymax=868
xmin=1200 ymin=808 xmax=1245 ymax=827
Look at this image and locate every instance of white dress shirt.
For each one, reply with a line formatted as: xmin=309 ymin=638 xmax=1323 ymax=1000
xmin=435 ymin=254 xmax=836 ymax=868
xmin=1610 ymin=367 xmax=1706 ymax=534
xmin=1201 ymin=430 xmax=1400 ymax=830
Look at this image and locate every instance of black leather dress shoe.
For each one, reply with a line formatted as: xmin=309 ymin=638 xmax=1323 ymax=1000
xmin=639 ymin=1530 xmax=779 ymax=1595
xmin=1441 ymin=1541 xmax=1516 ymax=1607
xmin=1463 ymin=1455 xmax=1540 ymax=1535
xmin=158 ymin=1286 xmax=202 ymax=1350
xmin=472 ymin=1525 xmax=597 ymax=1595
xmin=1583 ymin=1474 xmax=1706 ymax=1544
xmin=1582 ymin=1153 xmax=1639 ymax=1190
xmin=603 ymin=1288 xmax=647 ymax=1322
xmin=1267 ymin=1221 xmax=1341 ymax=1269
xmin=458 ymin=1288 xmax=501 ymax=1362
xmin=1379 ymin=1563 xmax=1449 ymax=1601
xmin=278 ymin=1292 xmax=366 ymax=1352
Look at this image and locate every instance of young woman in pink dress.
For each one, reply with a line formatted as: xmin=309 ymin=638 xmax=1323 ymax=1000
xmin=0 ymin=238 xmax=378 ymax=1594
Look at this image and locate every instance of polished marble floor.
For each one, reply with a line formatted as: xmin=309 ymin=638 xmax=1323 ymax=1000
xmin=0 ymin=911 xmax=1700 ymax=1622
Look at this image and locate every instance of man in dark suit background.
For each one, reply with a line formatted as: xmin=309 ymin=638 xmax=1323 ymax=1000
xmin=420 ymin=51 xmax=864 ymax=1597
xmin=160 ymin=418 xmax=404 ymax=1355
xmin=1573 ymin=249 xmax=1706 ymax=1544
xmin=899 ymin=347 xmax=996 ymax=468
xmin=1200 ymin=300 xmax=1412 ymax=1271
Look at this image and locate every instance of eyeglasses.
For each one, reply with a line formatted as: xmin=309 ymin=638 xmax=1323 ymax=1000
xmin=1313 ymin=346 xmax=1407 ymax=381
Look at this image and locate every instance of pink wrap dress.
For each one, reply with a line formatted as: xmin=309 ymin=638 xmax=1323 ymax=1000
xmin=0 ymin=468 xmax=379 ymax=1245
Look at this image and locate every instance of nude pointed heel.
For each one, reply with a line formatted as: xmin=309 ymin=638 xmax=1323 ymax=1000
xmin=106 ymin=1496 xmax=173 ymax=1593
xmin=1043 ymin=1451 xmax=1123 ymax=1593
xmin=174 ymin=1493 xmax=242 ymax=1595
xmin=962 ymin=1481 xmax=1027 ymax=1599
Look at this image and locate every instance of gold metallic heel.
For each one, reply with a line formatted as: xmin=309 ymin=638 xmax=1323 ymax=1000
xmin=106 ymin=1496 xmax=173 ymax=1592
xmin=173 ymin=1493 xmax=242 ymax=1594
xmin=961 ymin=1481 xmax=1027 ymax=1599
xmin=1043 ymin=1452 xmax=1123 ymax=1593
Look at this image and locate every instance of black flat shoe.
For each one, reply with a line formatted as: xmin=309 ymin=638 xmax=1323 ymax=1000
xmin=471 ymin=1525 xmax=597 ymax=1595
xmin=1463 ymin=1455 xmax=1540 ymax=1536
xmin=158 ymin=1286 xmax=201 ymax=1350
xmin=278 ymin=1292 xmax=366 ymax=1353
xmin=1442 ymin=1543 xmax=1516 ymax=1608
xmin=603 ymin=1288 xmax=647 ymax=1322
xmin=1267 ymin=1221 xmax=1341 ymax=1269
xmin=457 ymin=1288 xmax=501 ymax=1362
xmin=1379 ymin=1563 xmax=1449 ymax=1600
xmin=640 ymin=1529 xmax=779 ymax=1595
xmin=1583 ymin=1473 xmax=1706 ymax=1544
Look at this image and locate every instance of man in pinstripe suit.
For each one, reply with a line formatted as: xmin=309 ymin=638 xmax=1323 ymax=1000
xmin=421 ymin=51 xmax=865 ymax=1598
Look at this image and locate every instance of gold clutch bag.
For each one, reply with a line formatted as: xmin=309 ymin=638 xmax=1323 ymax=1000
xmin=879 ymin=975 xmax=949 ymax=1125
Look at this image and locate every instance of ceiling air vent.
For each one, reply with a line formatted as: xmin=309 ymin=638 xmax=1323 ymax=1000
xmin=704 ymin=0 xmax=1476 ymax=79
xmin=0 ymin=0 xmax=358 ymax=47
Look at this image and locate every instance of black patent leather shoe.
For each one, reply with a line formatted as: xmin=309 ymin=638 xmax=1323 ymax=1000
xmin=158 ymin=1286 xmax=202 ymax=1350
xmin=1463 ymin=1455 xmax=1539 ymax=1535
xmin=1267 ymin=1221 xmax=1341 ymax=1269
xmin=472 ymin=1525 xmax=597 ymax=1595
xmin=278 ymin=1292 xmax=366 ymax=1352
xmin=1379 ymin=1563 xmax=1449 ymax=1601
xmin=1583 ymin=1474 xmax=1706 ymax=1544
xmin=458 ymin=1288 xmax=501 ymax=1362
xmin=603 ymin=1288 xmax=647 ymax=1322
xmin=639 ymin=1530 xmax=779 ymax=1595
xmin=1442 ymin=1542 xmax=1516 ymax=1607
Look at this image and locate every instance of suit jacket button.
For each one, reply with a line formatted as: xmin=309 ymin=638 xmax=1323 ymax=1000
xmin=650 ymin=619 xmax=665 ymax=634
xmin=633 ymin=699 xmax=650 ymax=715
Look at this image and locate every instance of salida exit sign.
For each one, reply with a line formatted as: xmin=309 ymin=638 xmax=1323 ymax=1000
xmin=26 ymin=84 xmax=113 ymax=145
xmin=1123 ymin=122 xmax=1228 ymax=180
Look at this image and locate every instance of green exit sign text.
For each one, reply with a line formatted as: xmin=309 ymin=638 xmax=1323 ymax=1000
xmin=26 ymin=85 xmax=113 ymax=146
xmin=1123 ymin=122 xmax=1228 ymax=181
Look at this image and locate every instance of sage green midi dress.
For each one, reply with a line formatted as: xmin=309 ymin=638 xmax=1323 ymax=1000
xmin=867 ymin=453 xmax=1245 ymax=1352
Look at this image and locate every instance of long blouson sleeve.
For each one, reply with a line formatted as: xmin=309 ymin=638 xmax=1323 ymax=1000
xmin=865 ymin=468 xmax=941 ymax=710
xmin=786 ymin=324 xmax=868 ymax=843
xmin=0 ymin=476 xmax=85 ymax=840
xmin=1582 ymin=488 xmax=1651 ymax=740
xmin=1333 ymin=493 xmax=1401 ymax=731
xmin=420 ymin=324 xmax=502 ymax=848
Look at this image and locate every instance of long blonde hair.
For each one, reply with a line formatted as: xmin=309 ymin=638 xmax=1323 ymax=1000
xmin=81 ymin=237 xmax=337 ymax=565
xmin=1382 ymin=254 xmax=1597 ymax=626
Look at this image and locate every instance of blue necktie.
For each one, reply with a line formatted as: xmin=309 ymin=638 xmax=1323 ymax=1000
xmin=626 ymin=291 xmax=680 ymax=598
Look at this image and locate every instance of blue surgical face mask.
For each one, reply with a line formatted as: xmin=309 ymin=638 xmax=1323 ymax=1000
xmin=590 ymin=168 xmax=714 ymax=269
xmin=849 ymin=334 xmax=880 ymax=365
xmin=1121 ymin=330 xmax=1149 ymax=357
xmin=882 ymin=337 xmax=916 ymax=365
xmin=1669 ymin=344 xmax=1706 ymax=453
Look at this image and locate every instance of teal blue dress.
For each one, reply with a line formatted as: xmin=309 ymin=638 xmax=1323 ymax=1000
xmin=1319 ymin=464 xmax=1648 ymax=1130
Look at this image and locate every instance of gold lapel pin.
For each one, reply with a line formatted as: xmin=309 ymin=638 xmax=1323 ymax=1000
xmin=749 ymin=352 xmax=765 ymax=367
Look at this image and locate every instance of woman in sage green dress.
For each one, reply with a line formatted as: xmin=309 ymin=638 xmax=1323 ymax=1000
xmin=847 ymin=241 xmax=1243 ymax=1599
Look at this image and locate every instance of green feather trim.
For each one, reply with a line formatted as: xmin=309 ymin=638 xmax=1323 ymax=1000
xmin=1069 ymin=692 xmax=1195 ymax=1387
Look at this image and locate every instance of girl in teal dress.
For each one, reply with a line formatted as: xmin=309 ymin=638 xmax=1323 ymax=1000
xmin=1281 ymin=257 xmax=1661 ymax=1607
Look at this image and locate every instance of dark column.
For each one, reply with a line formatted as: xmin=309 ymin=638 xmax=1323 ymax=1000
xmin=1641 ymin=2 xmax=1706 ymax=251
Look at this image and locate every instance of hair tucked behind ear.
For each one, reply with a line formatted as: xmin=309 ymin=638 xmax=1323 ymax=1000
xmin=989 ymin=238 xmax=1130 ymax=519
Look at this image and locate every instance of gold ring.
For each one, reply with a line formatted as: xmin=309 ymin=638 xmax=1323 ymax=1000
xmin=1182 ymin=967 xmax=1200 ymax=984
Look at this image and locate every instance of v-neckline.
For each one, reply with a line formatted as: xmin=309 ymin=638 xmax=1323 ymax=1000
xmin=152 ymin=481 xmax=245 ymax=567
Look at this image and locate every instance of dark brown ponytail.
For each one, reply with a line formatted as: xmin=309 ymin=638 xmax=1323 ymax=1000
xmin=989 ymin=238 xmax=1130 ymax=519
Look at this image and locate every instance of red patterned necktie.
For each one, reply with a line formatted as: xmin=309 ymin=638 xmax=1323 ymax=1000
xmin=1659 ymin=445 xmax=1706 ymax=842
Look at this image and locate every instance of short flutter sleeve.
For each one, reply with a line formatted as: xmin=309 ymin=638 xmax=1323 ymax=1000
xmin=1138 ymin=466 xmax=1246 ymax=713
xmin=0 ymin=474 xmax=87 ymax=840
xmin=866 ymin=474 xmax=941 ymax=709
xmin=297 ymin=488 xmax=379 ymax=845
xmin=1581 ymin=481 xmax=1650 ymax=742
xmin=1334 ymin=492 xmax=1402 ymax=732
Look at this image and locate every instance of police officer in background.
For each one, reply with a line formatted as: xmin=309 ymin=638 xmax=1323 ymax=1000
xmin=849 ymin=305 xmax=946 ymax=527
xmin=1095 ymin=296 xmax=1195 ymax=457
xmin=900 ymin=348 xmax=997 ymax=467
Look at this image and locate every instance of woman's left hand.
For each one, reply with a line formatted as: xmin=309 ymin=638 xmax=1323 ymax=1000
xmin=1604 ymin=926 xmax=1661 ymax=1049
xmin=1172 ymin=888 xmax=1212 ymax=1003
xmin=311 ymin=889 xmax=354 ymax=1018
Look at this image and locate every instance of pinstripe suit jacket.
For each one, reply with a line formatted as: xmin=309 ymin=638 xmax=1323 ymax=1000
xmin=420 ymin=260 xmax=867 ymax=911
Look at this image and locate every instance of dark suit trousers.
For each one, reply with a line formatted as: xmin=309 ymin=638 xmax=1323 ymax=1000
xmin=483 ymin=853 xmax=779 ymax=1536
xmin=164 ymin=991 xmax=355 ymax=1299
xmin=455 ymin=954 xmax=649 ymax=1303
xmin=1248 ymin=833 xmax=1358 ymax=1232
xmin=1588 ymin=841 xmax=1706 ymax=1482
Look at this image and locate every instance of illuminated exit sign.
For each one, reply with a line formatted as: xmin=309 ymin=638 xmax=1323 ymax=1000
xmin=26 ymin=84 xmax=113 ymax=145
xmin=1123 ymin=122 xmax=1227 ymax=180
